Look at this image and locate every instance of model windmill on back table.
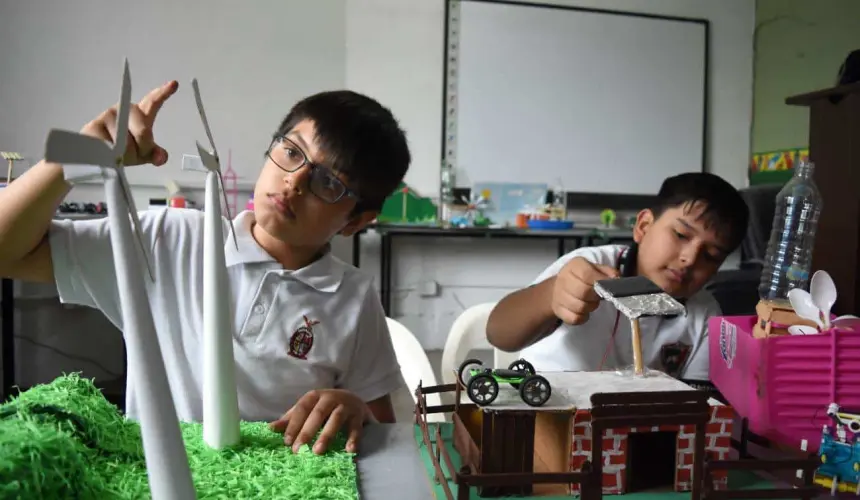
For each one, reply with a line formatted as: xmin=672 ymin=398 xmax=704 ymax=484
xmin=42 ymin=59 xmax=244 ymax=498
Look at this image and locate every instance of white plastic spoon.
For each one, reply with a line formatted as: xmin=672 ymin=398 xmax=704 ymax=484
xmin=788 ymin=324 xmax=818 ymax=335
xmin=811 ymin=271 xmax=837 ymax=329
xmin=788 ymin=288 xmax=825 ymax=330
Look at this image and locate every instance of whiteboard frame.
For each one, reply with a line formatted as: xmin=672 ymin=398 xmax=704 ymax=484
xmin=442 ymin=0 xmax=710 ymax=197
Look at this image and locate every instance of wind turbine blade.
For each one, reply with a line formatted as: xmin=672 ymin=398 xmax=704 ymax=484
xmin=116 ymin=167 xmax=155 ymax=282
xmin=192 ymin=79 xmax=218 ymax=160
xmin=113 ymin=59 xmax=132 ymax=161
xmin=196 ymin=142 xmax=220 ymax=173
xmin=45 ymin=130 xmax=113 ymax=167
xmin=195 ymin=143 xmax=237 ymax=250
xmin=217 ymin=170 xmax=239 ymax=250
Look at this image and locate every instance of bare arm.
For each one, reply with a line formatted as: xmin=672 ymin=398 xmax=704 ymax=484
xmin=0 ymin=160 xmax=71 ymax=283
xmin=486 ymin=277 xmax=559 ymax=352
xmin=0 ymin=81 xmax=177 ymax=285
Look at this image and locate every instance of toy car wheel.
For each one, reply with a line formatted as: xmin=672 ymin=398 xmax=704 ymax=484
xmin=507 ymin=359 xmax=536 ymax=388
xmin=519 ymin=374 xmax=551 ymax=407
xmin=457 ymin=358 xmax=484 ymax=387
xmin=467 ymin=373 xmax=499 ymax=406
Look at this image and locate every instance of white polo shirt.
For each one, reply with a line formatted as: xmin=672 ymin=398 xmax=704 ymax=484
xmin=49 ymin=208 xmax=401 ymax=422
xmin=519 ymin=244 xmax=720 ymax=380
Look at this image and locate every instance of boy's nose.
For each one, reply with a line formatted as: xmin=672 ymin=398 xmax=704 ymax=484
xmin=283 ymin=167 xmax=311 ymax=195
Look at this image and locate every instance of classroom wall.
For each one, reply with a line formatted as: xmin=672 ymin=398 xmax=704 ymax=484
xmin=751 ymin=0 xmax=860 ymax=153
xmin=346 ymin=0 xmax=755 ymax=350
xmin=6 ymin=0 xmax=756 ymax=392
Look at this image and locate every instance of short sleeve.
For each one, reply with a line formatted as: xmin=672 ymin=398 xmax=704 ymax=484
xmin=49 ymin=209 xmax=168 ymax=328
xmin=680 ymin=296 xmax=722 ymax=381
xmin=336 ymin=286 xmax=402 ymax=403
xmin=530 ymin=244 xmax=625 ymax=285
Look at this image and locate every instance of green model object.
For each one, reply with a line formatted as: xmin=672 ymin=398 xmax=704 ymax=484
xmin=377 ymin=182 xmax=438 ymax=224
xmin=457 ymin=359 xmax=551 ymax=407
xmin=600 ymin=208 xmax=617 ymax=227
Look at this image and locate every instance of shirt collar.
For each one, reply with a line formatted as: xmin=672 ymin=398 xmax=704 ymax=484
xmin=224 ymin=211 xmax=344 ymax=293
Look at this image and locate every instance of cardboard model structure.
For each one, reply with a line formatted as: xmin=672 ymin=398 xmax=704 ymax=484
xmin=457 ymin=368 xmax=732 ymax=497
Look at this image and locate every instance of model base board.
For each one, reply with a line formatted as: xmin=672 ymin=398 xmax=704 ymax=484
xmin=0 ymin=374 xmax=358 ymax=499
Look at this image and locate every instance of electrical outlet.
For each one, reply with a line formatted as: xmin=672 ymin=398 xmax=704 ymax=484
xmin=420 ymin=280 xmax=440 ymax=297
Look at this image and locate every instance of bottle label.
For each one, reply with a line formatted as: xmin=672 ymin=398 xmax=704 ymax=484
xmin=785 ymin=265 xmax=809 ymax=282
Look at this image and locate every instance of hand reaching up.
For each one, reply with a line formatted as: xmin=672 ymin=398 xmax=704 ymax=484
xmin=79 ymin=80 xmax=179 ymax=167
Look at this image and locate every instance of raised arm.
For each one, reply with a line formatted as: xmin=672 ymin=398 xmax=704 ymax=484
xmin=0 ymin=81 xmax=177 ymax=284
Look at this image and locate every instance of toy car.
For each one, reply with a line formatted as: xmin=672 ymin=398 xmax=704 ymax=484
xmin=457 ymin=358 xmax=552 ymax=407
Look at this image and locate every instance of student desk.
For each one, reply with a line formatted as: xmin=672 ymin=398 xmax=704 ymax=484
xmin=352 ymin=224 xmax=634 ymax=314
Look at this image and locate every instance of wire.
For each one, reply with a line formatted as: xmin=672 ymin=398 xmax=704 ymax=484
xmin=13 ymin=334 xmax=124 ymax=380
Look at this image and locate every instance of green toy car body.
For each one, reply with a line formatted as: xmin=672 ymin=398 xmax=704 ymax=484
xmin=457 ymin=358 xmax=552 ymax=407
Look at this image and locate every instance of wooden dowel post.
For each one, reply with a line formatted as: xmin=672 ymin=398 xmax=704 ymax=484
xmin=630 ymin=318 xmax=644 ymax=376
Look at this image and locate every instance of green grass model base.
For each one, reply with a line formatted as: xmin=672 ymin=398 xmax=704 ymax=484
xmin=457 ymin=358 xmax=552 ymax=407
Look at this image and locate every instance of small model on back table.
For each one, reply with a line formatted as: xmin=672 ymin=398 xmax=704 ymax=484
xmin=457 ymin=358 xmax=552 ymax=407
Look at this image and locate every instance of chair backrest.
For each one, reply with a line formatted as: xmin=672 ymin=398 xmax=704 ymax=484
xmin=441 ymin=302 xmax=514 ymax=385
xmin=385 ymin=317 xmax=444 ymax=422
xmin=738 ymin=184 xmax=782 ymax=267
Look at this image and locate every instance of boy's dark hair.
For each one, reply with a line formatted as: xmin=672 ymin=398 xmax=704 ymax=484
xmin=274 ymin=90 xmax=411 ymax=212
xmin=651 ymin=172 xmax=749 ymax=252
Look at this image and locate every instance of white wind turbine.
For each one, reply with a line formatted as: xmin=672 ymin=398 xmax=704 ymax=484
xmin=43 ymin=59 xmax=197 ymax=500
xmin=190 ymin=78 xmax=241 ymax=449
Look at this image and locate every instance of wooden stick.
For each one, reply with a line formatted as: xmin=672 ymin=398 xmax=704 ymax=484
xmin=6 ymin=159 xmax=12 ymax=184
xmin=630 ymin=318 xmax=644 ymax=376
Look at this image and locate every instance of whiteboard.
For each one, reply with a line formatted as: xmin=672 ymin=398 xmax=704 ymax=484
xmin=447 ymin=0 xmax=708 ymax=195
xmin=0 ymin=0 xmax=345 ymax=188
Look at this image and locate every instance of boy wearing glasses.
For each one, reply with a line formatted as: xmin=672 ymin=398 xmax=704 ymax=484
xmin=0 ymin=81 xmax=410 ymax=455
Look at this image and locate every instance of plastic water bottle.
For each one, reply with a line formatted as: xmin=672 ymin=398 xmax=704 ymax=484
xmin=758 ymin=159 xmax=823 ymax=304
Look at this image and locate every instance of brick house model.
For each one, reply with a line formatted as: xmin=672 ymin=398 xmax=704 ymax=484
xmin=569 ymin=402 xmax=733 ymax=495
xmin=477 ymin=370 xmax=733 ymax=497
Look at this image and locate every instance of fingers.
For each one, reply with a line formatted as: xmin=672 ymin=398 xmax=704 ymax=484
xmin=278 ymin=391 xmax=320 ymax=449
xmin=138 ymin=80 xmax=179 ymax=118
xmin=314 ymin=406 xmax=348 ymax=454
xmin=593 ymin=264 xmax=621 ymax=279
xmin=570 ymin=260 xmax=619 ymax=285
xmin=553 ymin=288 xmax=595 ymax=325
xmin=345 ymin=415 xmax=363 ymax=453
xmin=293 ymin=395 xmax=339 ymax=453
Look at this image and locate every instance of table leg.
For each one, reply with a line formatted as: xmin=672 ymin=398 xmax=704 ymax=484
xmin=380 ymin=234 xmax=392 ymax=315
xmin=1 ymin=278 xmax=14 ymax=401
xmin=352 ymin=232 xmax=362 ymax=268
xmin=557 ymin=237 xmax=565 ymax=257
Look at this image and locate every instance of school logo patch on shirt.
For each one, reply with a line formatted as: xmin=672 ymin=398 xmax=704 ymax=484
xmin=659 ymin=341 xmax=692 ymax=377
xmin=288 ymin=315 xmax=320 ymax=360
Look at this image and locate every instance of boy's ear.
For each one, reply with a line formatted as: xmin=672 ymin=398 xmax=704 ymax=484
xmin=632 ymin=208 xmax=655 ymax=244
xmin=340 ymin=210 xmax=379 ymax=237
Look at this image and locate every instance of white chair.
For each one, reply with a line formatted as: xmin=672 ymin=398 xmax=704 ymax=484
xmin=441 ymin=302 xmax=522 ymax=386
xmin=385 ymin=317 xmax=445 ymax=423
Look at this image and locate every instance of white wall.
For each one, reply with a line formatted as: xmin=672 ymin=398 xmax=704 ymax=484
xmin=345 ymin=0 xmax=755 ymax=349
xmin=4 ymin=0 xmax=755 ymax=392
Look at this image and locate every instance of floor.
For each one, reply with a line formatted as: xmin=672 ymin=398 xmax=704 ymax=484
xmin=389 ymin=348 xmax=494 ymax=422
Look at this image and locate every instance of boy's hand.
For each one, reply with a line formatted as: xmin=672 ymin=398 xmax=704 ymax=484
xmin=269 ymin=389 xmax=369 ymax=455
xmin=79 ymin=80 xmax=179 ymax=167
xmin=551 ymin=256 xmax=620 ymax=325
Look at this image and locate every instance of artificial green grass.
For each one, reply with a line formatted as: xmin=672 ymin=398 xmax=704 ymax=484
xmin=0 ymin=374 xmax=358 ymax=500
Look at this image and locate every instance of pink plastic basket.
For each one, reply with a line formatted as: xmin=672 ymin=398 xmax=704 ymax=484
xmin=709 ymin=315 xmax=860 ymax=452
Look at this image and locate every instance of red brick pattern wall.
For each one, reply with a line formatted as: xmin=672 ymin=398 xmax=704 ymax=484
xmin=568 ymin=406 xmax=734 ymax=496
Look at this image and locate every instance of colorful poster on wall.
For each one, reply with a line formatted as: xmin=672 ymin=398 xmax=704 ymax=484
xmin=749 ymin=147 xmax=809 ymax=186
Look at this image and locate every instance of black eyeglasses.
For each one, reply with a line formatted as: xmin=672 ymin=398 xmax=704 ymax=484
xmin=265 ymin=136 xmax=359 ymax=204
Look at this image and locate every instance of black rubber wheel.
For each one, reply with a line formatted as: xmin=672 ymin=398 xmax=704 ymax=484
xmin=519 ymin=374 xmax=552 ymax=407
xmin=457 ymin=358 xmax=484 ymax=387
xmin=507 ymin=359 xmax=536 ymax=388
xmin=467 ymin=373 xmax=499 ymax=406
